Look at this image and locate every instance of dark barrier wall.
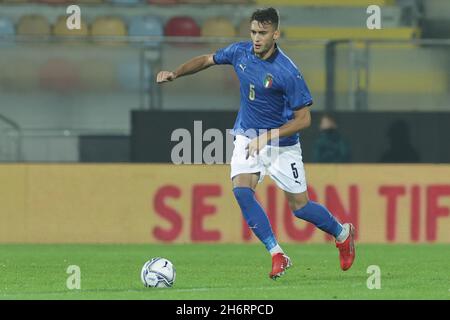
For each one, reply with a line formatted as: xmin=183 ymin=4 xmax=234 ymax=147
xmin=79 ymin=135 xmax=130 ymax=162
xmin=131 ymin=111 xmax=236 ymax=163
xmin=131 ymin=111 xmax=450 ymax=163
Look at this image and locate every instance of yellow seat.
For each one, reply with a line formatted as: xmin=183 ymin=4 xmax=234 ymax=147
xmin=91 ymin=16 xmax=127 ymax=45
xmin=17 ymin=15 xmax=51 ymax=36
xmin=202 ymin=17 xmax=236 ymax=52
xmin=202 ymin=17 xmax=236 ymax=38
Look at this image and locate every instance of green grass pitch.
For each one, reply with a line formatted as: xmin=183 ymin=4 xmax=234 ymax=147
xmin=0 ymin=244 xmax=449 ymax=300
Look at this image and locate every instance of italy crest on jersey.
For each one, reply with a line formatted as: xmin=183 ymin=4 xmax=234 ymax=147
xmin=263 ymin=73 xmax=273 ymax=89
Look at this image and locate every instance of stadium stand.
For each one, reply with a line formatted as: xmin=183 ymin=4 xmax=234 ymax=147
xmin=0 ymin=0 xmax=449 ymax=165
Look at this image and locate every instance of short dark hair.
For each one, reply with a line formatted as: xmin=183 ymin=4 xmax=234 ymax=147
xmin=250 ymin=7 xmax=279 ymax=29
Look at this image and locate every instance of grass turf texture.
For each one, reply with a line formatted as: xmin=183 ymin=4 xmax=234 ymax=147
xmin=0 ymin=244 xmax=449 ymax=300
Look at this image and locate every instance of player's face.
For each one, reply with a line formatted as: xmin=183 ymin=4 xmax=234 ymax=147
xmin=250 ymin=21 xmax=279 ymax=57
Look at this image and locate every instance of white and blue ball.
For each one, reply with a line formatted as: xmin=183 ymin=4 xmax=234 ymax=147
xmin=141 ymin=257 xmax=176 ymax=288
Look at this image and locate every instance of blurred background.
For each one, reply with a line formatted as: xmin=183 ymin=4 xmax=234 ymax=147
xmin=0 ymin=0 xmax=449 ymax=164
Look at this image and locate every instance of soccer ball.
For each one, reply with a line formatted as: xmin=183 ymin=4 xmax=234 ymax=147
xmin=140 ymin=257 xmax=176 ymax=288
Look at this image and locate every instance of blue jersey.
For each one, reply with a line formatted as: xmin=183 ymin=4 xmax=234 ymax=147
xmin=213 ymin=41 xmax=313 ymax=146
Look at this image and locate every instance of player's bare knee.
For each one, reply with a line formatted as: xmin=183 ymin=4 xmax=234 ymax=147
xmin=232 ymin=173 xmax=259 ymax=189
xmin=286 ymin=193 xmax=309 ymax=211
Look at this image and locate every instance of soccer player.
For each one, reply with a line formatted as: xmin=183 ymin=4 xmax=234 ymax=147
xmin=156 ymin=7 xmax=355 ymax=279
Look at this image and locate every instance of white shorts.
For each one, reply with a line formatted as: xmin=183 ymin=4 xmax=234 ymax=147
xmin=230 ymin=135 xmax=307 ymax=194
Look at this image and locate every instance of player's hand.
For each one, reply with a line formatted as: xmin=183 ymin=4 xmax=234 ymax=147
xmin=246 ymin=135 xmax=268 ymax=159
xmin=156 ymin=71 xmax=177 ymax=83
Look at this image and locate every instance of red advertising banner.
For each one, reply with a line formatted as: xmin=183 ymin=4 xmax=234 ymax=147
xmin=0 ymin=164 xmax=449 ymax=243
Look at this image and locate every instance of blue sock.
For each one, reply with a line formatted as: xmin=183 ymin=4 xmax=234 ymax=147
xmin=293 ymin=201 xmax=343 ymax=238
xmin=233 ymin=187 xmax=277 ymax=251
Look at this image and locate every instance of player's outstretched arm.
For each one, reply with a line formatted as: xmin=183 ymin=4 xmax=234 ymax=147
xmin=156 ymin=54 xmax=215 ymax=83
